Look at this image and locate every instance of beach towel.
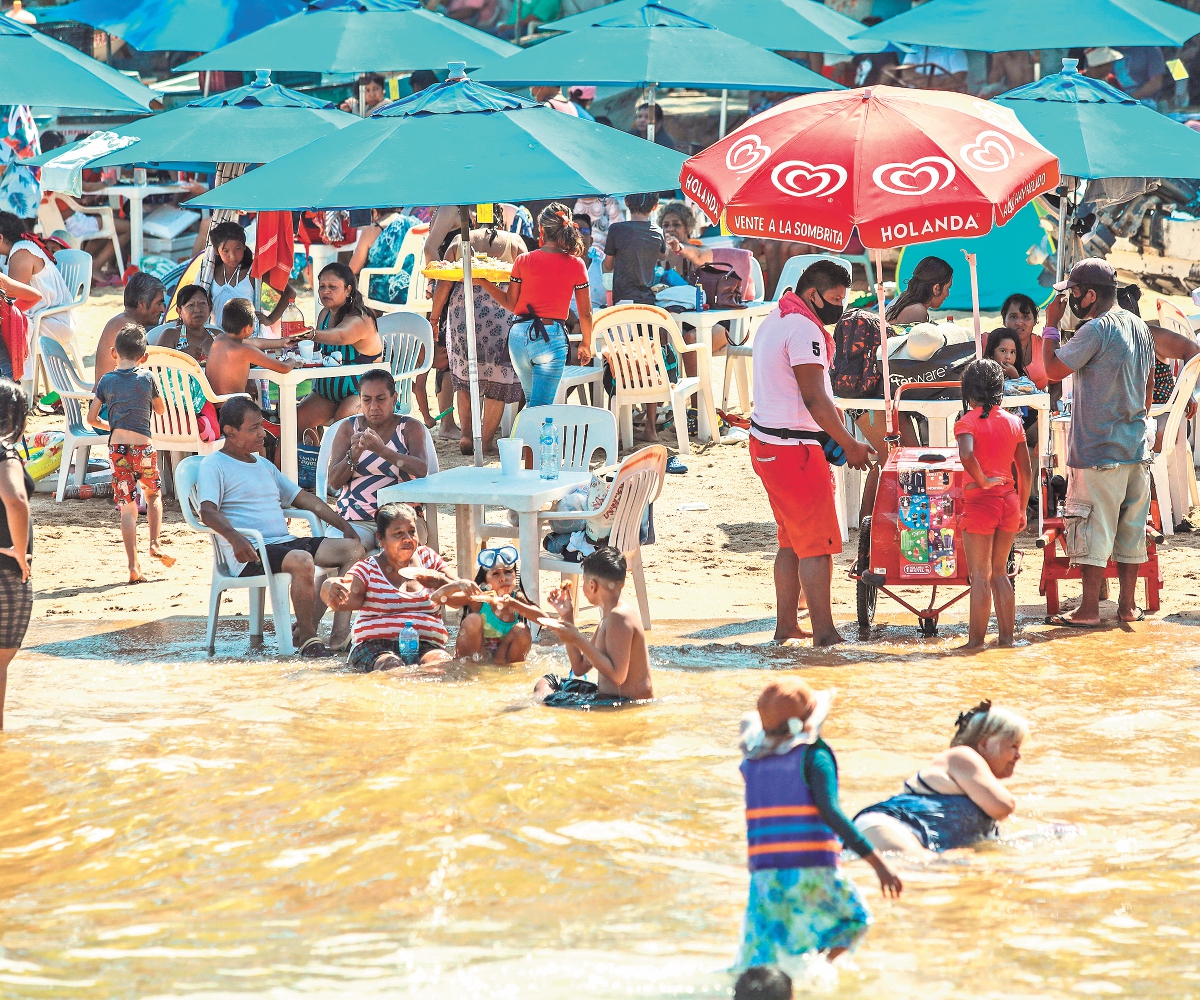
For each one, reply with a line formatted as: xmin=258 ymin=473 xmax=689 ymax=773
xmin=252 ymin=212 xmax=295 ymax=293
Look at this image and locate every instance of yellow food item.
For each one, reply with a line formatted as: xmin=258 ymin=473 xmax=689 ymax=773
xmin=422 ymin=255 xmax=513 ymax=283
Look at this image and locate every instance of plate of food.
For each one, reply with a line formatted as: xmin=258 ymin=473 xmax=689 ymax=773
xmin=423 ymin=253 xmax=513 ymax=283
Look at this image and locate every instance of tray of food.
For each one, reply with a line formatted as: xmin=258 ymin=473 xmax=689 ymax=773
xmin=423 ymin=253 xmax=513 ymax=283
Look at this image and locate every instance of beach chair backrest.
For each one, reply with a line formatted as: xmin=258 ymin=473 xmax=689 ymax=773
xmin=144 ymin=346 xmax=210 ymax=447
xmin=397 ymin=223 xmax=429 ymax=308
xmin=594 ymin=305 xmax=683 ymax=400
xmin=1161 ymin=355 xmax=1200 ymax=459
xmin=51 ymin=249 xmax=91 ymax=307
xmin=38 ymin=336 xmax=90 ymax=435
xmin=174 ymin=454 xmax=234 ymax=573
xmin=1156 ymin=297 xmax=1195 ymax=340
xmin=378 ymin=311 xmax=433 ymax=414
xmin=602 ymin=445 xmax=666 ymax=554
xmin=515 ymin=404 xmax=617 ymax=471
xmin=315 ymin=414 xmax=439 ymax=505
xmin=774 ymin=254 xmax=853 ymax=301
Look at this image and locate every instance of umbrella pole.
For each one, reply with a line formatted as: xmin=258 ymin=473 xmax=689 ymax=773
xmin=719 ymin=89 xmax=728 ymax=138
xmin=647 ymin=84 xmax=656 ymax=144
xmin=1055 ymin=178 xmax=1070 ymax=284
xmin=874 ymin=247 xmax=894 ymax=439
xmin=459 ymin=206 xmax=485 ymax=468
xmin=964 ymin=250 xmax=982 ymax=359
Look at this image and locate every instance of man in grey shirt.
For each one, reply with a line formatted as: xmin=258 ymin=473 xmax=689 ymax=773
xmin=1041 ymin=258 xmax=1155 ymax=627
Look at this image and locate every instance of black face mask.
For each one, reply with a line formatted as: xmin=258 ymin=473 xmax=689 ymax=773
xmin=812 ymin=292 xmax=844 ymax=326
xmin=1068 ymin=292 xmax=1090 ymax=320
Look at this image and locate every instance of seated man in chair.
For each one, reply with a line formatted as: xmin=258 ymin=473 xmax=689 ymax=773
xmin=197 ymin=396 xmax=366 ymax=657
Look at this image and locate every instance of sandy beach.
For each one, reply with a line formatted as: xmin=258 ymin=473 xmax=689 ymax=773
xmin=19 ymin=285 xmax=1200 ymax=645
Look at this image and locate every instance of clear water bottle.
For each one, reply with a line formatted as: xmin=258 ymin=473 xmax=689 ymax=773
xmin=539 ymin=417 xmax=559 ymax=480
xmin=398 ymin=623 xmax=419 ymax=665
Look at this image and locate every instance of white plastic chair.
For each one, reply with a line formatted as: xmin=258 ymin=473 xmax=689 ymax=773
xmin=27 ymin=248 xmax=90 ymax=402
xmin=536 ymin=444 xmax=666 ymax=629
xmin=144 ymin=346 xmax=247 ymax=497
xmin=38 ymin=195 xmax=124 ymax=275
xmin=377 ymin=311 xmax=434 ymax=415
xmin=772 ymin=254 xmax=854 ymax=301
xmin=360 ymin=223 xmax=430 ymax=316
xmin=720 ymin=256 xmax=768 ymax=412
xmin=555 ymin=356 xmax=606 ymax=406
xmin=175 ymin=454 xmax=321 ymax=656
xmin=595 ymin=304 xmax=715 ymax=456
xmin=38 ymin=336 xmax=107 ymax=501
xmin=1156 ymin=297 xmax=1196 ymax=340
xmin=314 ymin=414 xmax=440 ymax=551
xmin=1150 ymin=354 xmax=1200 ymax=536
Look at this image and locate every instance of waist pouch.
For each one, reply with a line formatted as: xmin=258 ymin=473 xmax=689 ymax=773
xmin=750 ymin=420 xmax=845 ymax=465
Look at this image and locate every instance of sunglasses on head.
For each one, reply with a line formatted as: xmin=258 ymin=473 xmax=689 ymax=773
xmin=477 ymin=545 xmax=518 ymax=569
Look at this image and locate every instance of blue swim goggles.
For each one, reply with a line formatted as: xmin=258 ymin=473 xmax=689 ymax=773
xmin=478 ymin=545 xmax=519 ymax=569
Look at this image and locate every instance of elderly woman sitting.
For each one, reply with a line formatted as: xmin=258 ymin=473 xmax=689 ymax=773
xmin=853 ymin=700 xmax=1028 ymax=857
xmin=324 ymin=368 xmax=430 ymax=548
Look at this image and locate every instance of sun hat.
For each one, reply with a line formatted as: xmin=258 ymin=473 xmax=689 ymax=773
xmin=1053 ymin=256 xmax=1117 ymax=291
xmin=569 ymin=85 xmax=596 ymax=100
xmin=740 ymin=680 xmax=837 ymax=759
xmin=1085 ymin=47 xmax=1124 ymax=68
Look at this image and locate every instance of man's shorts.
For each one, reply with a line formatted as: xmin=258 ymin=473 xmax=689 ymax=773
xmin=348 ymin=637 xmax=445 ymax=671
xmin=238 ymin=535 xmax=324 ymax=577
xmin=1064 ymin=462 xmax=1151 ymax=569
xmin=749 ymin=436 xmax=841 ymax=559
xmin=109 ymin=443 xmax=161 ymax=506
xmin=539 ymin=674 xmax=634 ymax=710
xmin=961 ymin=487 xmax=1021 ymax=535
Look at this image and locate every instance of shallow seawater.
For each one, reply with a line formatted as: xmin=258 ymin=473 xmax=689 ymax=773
xmin=4 ymin=616 xmax=1200 ymax=998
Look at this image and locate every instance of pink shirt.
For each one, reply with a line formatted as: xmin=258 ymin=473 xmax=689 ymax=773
xmin=749 ymin=296 xmax=831 ymax=445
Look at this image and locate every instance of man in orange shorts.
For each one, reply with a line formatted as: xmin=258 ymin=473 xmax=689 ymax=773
xmin=749 ymin=260 xmax=871 ymax=646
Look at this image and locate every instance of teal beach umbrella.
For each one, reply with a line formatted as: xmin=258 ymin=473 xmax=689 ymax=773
xmin=27 ymin=72 xmax=357 ymax=170
xmin=852 ymin=0 xmax=1200 ymax=51
xmin=0 ymin=18 xmax=158 ymax=110
xmin=34 ymin=0 xmax=304 ymax=53
xmin=187 ymin=68 xmax=685 ymax=461
xmin=540 ymin=0 xmax=891 ymax=55
xmin=180 ymin=0 xmax=519 ymax=74
xmin=993 ymin=59 xmax=1200 ymax=179
xmin=476 ymin=5 xmax=841 ymax=95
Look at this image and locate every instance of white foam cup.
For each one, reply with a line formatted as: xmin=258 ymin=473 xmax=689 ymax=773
xmin=499 ymin=437 xmax=524 ymax=476
xmin=298 ymin=341 xmax=315 ymax=362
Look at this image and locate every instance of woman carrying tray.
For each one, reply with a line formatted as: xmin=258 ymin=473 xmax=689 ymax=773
xmin=475 ymin=203 xmax=594 ymax=410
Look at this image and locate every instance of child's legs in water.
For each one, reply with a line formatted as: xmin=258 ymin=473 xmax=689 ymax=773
xmin=494 ymin=622 xmax=531 ymax=663
xmin=455 ymin=613 xmax=485 ymax=658
xmin=963 ymin=531 xmax=997 ymax=648
xmin=855 ymin=411 xmax=918 ymax=522
xmin=989 ymin=528 xmax=1019 ymax=645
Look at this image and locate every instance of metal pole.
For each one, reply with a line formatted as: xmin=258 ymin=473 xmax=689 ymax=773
xmin=647 ymin=83 xmax=656 ymax=144
xmin=964 ymin=250 xmax=982 ymax=358
xmin=203 ymin=71 xmax=211 ymax=97
xmin=1055 ymin=178 xmax=1070 ymax=284
xmin=459 ymin=205 xmax=485 ymax=466
xmin=874 ymin=248 xmax=895 ymax=437
xmin=719 ymin=88 xmax=728 ymax=138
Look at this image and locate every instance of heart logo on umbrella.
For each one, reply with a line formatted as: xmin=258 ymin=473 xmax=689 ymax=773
xmin=960 ymin=130 xmax=1015 ymax=172
xmin=770 ymin=160 xmax=848 ymax=199
xmin=725 ymin=134 xmax=772 ymax=174
xmin=872 ymin=156 xmax=956 ymax=196
xmin=971 ymin=100 xmax=1022 ymax=135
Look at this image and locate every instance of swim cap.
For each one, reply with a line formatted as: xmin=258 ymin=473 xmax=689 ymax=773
xmin=757 ymin=678 xmax=817 ymax=733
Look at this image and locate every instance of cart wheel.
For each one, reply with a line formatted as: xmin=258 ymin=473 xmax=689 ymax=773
xmin=856 ymin=516 xmax=876 ymax=631
xmin=919 ymin=616 xmax=938 ymax=637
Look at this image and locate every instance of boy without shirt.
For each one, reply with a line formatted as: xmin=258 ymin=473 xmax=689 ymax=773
xmin=206 ymin=297 xmax=297 ymax=398
xmin=533 ymin=546 xmax=653 ymax=706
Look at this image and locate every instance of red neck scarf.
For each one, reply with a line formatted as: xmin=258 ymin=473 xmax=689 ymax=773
xmin=779 ymin=289 xmax=835 ymax=358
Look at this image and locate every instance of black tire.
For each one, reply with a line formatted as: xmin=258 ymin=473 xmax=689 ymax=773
xmin=919 ymin=616 xmax=938 ymax=637
xmin=856 ymin=516 xmax=876 ymax=630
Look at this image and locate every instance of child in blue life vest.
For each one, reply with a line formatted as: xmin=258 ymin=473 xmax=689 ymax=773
xmin=736 ymin=679 xmax=903 ymax=970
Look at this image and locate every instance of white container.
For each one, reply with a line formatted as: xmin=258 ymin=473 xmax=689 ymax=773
xmin=298 ymin=341 xmax=315 ymax=362
xmin=498 ymin=437 xmax=524 ymax=476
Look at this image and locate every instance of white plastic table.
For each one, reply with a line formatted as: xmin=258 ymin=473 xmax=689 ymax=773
xmin=675 ymin=303 xmax=776 ymax=442
xmin=251 ymin=362 xmax=382 ymax=481
xmin=97 ymin=183 xmax=189 ymax=266
xmin=376 ymin=466 xmax=590 ymax=605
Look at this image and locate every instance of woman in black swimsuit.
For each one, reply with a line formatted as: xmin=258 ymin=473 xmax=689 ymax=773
xmin=853 ymin=701 xmax=1029 ymax=856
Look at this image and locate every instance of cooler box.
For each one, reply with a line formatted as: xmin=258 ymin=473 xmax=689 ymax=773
xmin=868 ymin=447 xmax=970 ymax=587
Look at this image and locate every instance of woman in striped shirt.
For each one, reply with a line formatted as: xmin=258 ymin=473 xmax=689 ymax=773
xmin=321 ymin=502 xmax=474 ymax=672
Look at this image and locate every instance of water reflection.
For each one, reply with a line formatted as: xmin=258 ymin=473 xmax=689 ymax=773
xmin=2 ymin=618 xmax=1198 ymax=998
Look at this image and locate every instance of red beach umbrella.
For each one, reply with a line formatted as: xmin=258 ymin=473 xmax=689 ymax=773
xmin=680 ymin=86 xmax=1060 ymax=428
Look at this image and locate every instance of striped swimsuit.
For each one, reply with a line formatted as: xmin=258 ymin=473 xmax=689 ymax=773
xmin=336 ymin=418 xmax=411 ymax=522
xmin=348 ymin=547 xmax=449 ymax=647
xmin=313 ymin=311 xmax=382 ymax=403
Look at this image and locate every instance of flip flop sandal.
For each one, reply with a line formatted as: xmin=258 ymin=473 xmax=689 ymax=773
xmin=1121 ymin=607 xmax=1146 ymax=623
xmin=666 ymin=456 xmax=688 ymax=474
xmin=299 ymin=637 xmax=332 ymax=658
xmin=1048 ymin=614 xmax=1104 ymax=628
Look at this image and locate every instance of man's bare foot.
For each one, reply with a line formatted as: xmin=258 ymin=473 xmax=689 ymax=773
xmin=636 ymin=427 xmax=660 ymax=442
xmin=128 ymin=566 xmax=143 ymax=584
xmin=150 ymin=543 xmax=175 ymax=568
xmin=998 ymin=637 xmax=1015 ymax=647
xmin=773 ymin=629 xmax=812 ymax=642
xmin=438 ymin=421 xmax=460 ymax=440
xmin=812 ymin=630 xmax=844 ymax=647
xmin=961 ymin=639 xmax=986 ymax=651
